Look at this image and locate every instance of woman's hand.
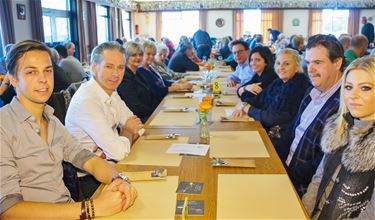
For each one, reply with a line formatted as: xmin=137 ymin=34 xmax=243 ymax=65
xmin=245 ymin=82 xmax=262 ymax=95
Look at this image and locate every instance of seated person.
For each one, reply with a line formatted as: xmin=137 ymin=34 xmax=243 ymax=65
xmin=118 ymin=41 xmax=159 ymax=123
xmin=237 ymin=46 xmax=278 ymax=102
xmin=151 ymin=44 xmax=185 ymax=81
xmin=218 ymin=36 xmax=232 ymax=59
xmin=226 ymin=40 xmax=255 ymax=87
xmin=55 ymin=45 xmax=86 ymax=84
xmin=138 ymin=40 xmax=192 ymax=104
xmin=1 ymin=40 xmax=137 ymax=219
xmin=289 ymin=35 xmax=305 ymax=55
xmin=168 ymin=42 xmax=199 ymax=73
xmin=65 ymin=42 xmax=144 ymax=198
xmin=249 ymin=34 xmax=264 ymax=50
xmin=233 ymin=48 xmax=310 ymax=131
xmin=273 ymin=35 xmax=344 ymax=197
xmin=302 ymin=55 xmax=375 ymax=219
xmin=50 ymin=48 xmax=70 ymax=92
xmin=344 ymin=34 xmax=369 ymax=64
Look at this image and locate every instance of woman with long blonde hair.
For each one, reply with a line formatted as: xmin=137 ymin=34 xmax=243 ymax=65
xmin=302 ymin=55 xmax=375 ymax=219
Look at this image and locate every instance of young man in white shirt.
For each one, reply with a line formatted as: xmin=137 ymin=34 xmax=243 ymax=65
xmin=65 ymin=41 xmax=144 ymax=198
xmin=1 ymin=40 xmax=137 ymax=219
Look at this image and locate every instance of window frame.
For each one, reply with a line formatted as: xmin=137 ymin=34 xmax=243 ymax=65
xmin=122 ymin=10 xmax=132 ymax=40
xmin=96 ymin=5 xmax=110 ymax=44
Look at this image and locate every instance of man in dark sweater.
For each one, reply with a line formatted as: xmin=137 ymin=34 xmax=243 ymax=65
xmin=361 ymin=16 xmax=374 ymax=47
xmin=168 ymin=43 xmax=199 ymax=73
xmin=272 ymin=34 xmax=344 ymax=197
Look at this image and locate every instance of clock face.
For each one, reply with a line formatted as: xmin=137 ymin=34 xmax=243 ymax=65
xmin=216 ymin=18 xmax=225 ymax=28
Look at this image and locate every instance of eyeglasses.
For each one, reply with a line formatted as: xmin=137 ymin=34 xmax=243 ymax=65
xmin=233 ymin=50 xmax=245 ymax=55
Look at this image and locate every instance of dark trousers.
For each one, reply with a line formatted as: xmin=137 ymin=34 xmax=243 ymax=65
xmin=78 ymin=175 xmax=101 ymax=200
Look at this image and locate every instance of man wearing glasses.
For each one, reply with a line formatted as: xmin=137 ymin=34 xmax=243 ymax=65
xmin=226 ymin=40 xmax=255 ymax=87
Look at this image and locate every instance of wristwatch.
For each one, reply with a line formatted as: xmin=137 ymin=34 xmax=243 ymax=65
xmin=112 ymin=173 xmax=131 ymax=184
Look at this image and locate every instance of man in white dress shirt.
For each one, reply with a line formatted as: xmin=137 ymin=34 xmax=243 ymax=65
xmin=65 ymin=41 xmax=144 ymax=198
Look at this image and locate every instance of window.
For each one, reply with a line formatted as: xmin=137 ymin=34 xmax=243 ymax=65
xmin=96 ymin=5 xmax=110 ymax=44
xmin=42 ymin=0 xmax=71 ymax=43
xmin=162 ymin=11 xmax=199 ymax=45
xmin=322 ymin=9 xmax=349 ymax=38
xmin=309 ymin=10 xmax=322 ymax=36
xmin=243 ymin=10 xmax=261 ymax=36
xmin=122 ymin=10 xmax=132 ymax=40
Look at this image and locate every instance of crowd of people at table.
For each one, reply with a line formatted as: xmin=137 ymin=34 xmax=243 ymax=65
xmin=0 ymin=16 xmax=374 ymax=219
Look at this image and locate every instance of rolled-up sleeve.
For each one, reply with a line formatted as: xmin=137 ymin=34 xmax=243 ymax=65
xmin=0 ymin=128 xmax=24 ymax=214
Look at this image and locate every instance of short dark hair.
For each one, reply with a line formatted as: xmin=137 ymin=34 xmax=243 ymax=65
xmin=54 ymin=45 xmax=68 ymax=58
xmin=249 ymin=46 xmax=274 ymax=71
xmin=115 ymin=38 xmax=124 ymax=45
xmin=180 ymin=42 xmax=194 ymax=53
xmin=6 ymin=40 xmax=51 ymax=75
xmin=351 ymin=35 xmax=369 ymax=49
xmin=306 ymin=34 xmax=345 ymax=71
xmin=229 ymin=40 xmax=249 ymax=51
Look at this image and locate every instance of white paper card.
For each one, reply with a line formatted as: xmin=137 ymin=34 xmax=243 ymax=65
xmin=184 ymin=93 xmax=206 ymax=98
xmin=166 ymin=144 xmax=209 ymax=156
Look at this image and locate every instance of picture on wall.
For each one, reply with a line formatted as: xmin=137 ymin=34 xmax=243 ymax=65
xmin=17 ymin=4 xmax=26 ymax=20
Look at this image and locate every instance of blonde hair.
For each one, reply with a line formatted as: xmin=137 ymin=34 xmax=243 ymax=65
xmin=336 ymin=55 xmax=375 ymax=138
xmin=142 ymin=40 xmax=157 ymax=55
xmin=274 ymin=48 xmax=303 ymax=73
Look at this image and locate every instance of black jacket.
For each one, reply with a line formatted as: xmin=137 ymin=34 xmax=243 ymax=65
xmin=237 ymin=68 xmax=278 ymax=102
xmin=168 ymin=51 xmax=199 ymax=73
xmin=117 ymin=67 xmax=158 ymax=123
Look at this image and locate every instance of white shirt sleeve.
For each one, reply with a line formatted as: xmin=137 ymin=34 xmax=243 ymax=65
xmin=69 ymin=98 xmax=130 ymax=161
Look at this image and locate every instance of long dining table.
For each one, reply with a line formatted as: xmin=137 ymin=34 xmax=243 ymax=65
xmin=97 ymin=66 xmax=309 ymax=219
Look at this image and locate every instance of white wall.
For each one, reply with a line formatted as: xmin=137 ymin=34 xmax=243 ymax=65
xmin=283 ymin=10 xmax=309 ymax=38
xmin=206 ymin=10 xmax=233 ymax=39
xmin=12 ymin=0 xmax=33 ymax=42
xmin=133 ymin=12 xmax=156 ymax=39
xmin=359 ymin=9 xmax=375 ymax=34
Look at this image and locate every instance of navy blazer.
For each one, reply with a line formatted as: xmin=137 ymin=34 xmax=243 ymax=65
xmin=136 ymin=66 xmax=172 ymax=105
xmin=117 ymin=67 xmax=158 ymax=123
xmin=247 ymin=73 xmax=310 ymax=129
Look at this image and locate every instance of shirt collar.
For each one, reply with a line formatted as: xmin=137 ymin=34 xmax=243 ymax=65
xmin=88 ymin=78 xmax=118 ymax=105
xmin=310 ymin=77 xmax=342 ymax=101
xmin=10 ymin=97 xmax=55 ymax=123
xmin=238 ymin=59 xmax=249 ymax=68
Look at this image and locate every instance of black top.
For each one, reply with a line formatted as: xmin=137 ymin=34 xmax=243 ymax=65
xmin=361 ymin=23 xmax=375 ymax=45
xmin=237 ymin=67 xmax=278 ymax=102
xmin=168 ymin=51 xmax=199 ymax=73
xmin=117 ymin=67 xmax=158 ymax=123
xmin=137 ymin=66 xmax=172 ymax=105
xmin=247 ymin=73 xmax=311 ymax=130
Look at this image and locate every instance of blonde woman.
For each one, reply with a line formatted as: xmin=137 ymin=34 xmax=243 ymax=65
xmin=137 ymin=40 xmax=192 ymax=103
xmin=302 ymin=55 xmax=375 ymax=219
xmin=233 ymin=48 xmax=310 ymax=131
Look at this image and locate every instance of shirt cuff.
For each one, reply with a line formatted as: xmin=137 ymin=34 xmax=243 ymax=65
xmin=71 ymin=149 xmax=96 ymax=170
xmin=0 ymin=193 xmax=23 ymax=214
